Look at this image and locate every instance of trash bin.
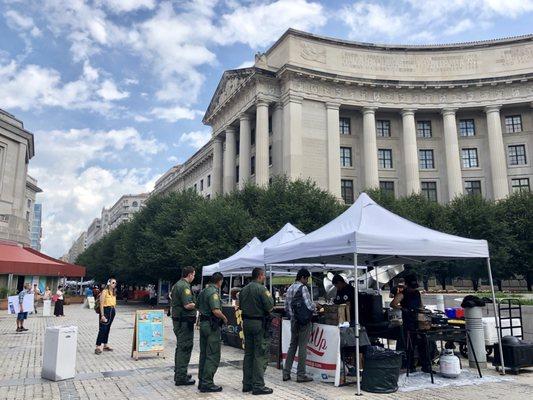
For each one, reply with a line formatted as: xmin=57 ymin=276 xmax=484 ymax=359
xmin=42 ymin=326 xmax=78 ymax=381
xmin=42 ymin=300 xmax=52 ymax=317
xmin=361 ymin=346 xmax=403 ymax=393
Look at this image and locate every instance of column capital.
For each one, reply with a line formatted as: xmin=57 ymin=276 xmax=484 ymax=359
xmin=238 ymin=113 xmax=252 ymax=121
xmin=225 ymin=125 xmax=236 ymax=134
xmin=212 ymin=135 xmax=223 ymax=143
xmin=441 ymin=108 xmax=457 ymax=116
xmin=401 ymin=108 xmax=416 ymax=117
xmin=362 ymin=106 xmax=377 ymax=115
xmin=325 ymin=101 xmax=341 ymax=110
xmin=273 ymin=101 xmax=283 ymax=110
xmin=256 ymin=97 xmax=270 ymax=108
xmin=485 ymin=105 xmax=502 ymax=114
xmin=281 ymin=92 xmax=303 ymax=106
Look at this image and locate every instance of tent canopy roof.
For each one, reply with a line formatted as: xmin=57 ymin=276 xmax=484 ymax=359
xmin=202 ymin=237 xmax=262 ymax=276
xmin=0 ymin=241 xmax=86 ymax=277
xmin=264 ymin=193 xmax=489 ymax=266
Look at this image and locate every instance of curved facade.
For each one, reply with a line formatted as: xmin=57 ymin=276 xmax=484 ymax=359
xmin=175 ymin=29 xmax=533 ymax=203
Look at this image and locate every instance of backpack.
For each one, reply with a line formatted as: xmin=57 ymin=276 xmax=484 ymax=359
xmin=291 ymin=285 xmax=313 ymax=325
xmin=94 ymin=290 xmax=104 ymax=314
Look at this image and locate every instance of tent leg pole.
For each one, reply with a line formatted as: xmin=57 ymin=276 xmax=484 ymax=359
xmin=228 ymin=274 xmax=233 ymax=305
xmin=310 ymin=272 xmax=314 ymax=302
xmin=268 ymin=265 xmax=273 ymax=294
xmin=200 ymin=275 xmax=204 ymax=290
xmin=354 ymin=253 xmax=361 ymax=396
xmin=487 ymin=257 xmax=505 ymax=375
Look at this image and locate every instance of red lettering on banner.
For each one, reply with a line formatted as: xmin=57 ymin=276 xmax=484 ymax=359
xmin=281 ymin=353 xmax=336 ymax=371
xmin=306 ymin=325 xmax=327 ymax=356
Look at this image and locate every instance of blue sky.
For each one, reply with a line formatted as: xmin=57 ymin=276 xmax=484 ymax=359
xmin=1 ymin=0 xmax=532 ymax=257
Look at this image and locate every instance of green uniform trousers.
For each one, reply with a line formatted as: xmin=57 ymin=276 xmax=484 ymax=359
xmin=242 ymin=320 xmax=269 ymax=391
xmin=198 ymin=321 xmax=221 ymax=388
xmin=173 ymin=319 xmax=194 ymax=383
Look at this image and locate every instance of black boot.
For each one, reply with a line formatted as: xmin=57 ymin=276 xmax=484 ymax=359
xmin=200 ymin=385 xmax=222 ymax=393
xmin=252 ymin=387 xmax=273 ymax=395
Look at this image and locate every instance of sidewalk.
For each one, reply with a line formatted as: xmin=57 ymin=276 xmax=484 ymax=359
xmin=0 ymin=304 xmax=531 ymax=399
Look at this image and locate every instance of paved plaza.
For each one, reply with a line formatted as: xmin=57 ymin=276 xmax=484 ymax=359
xmin=0 ymin=304 xmax=532 ymax=400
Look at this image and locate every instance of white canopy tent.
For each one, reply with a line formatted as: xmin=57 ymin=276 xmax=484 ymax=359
xmin=202 ymin=237 xmax=262 ymax=277
xmin=264 ymin=193 xmax=504 ymax=395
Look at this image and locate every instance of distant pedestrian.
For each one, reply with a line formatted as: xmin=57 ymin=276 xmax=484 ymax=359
xmin=171 ymin=266 xmax=197 ymax=386
xmin=197 ymin=272 xmax=227 ymax=393
xmin=16 ymin=283 xmax=32 ymax=332
xmin=43 ymin=287 xmax=52 ymax=300
xmin=54 ymin=285 xmax=65 ymax=317
xmin=32 ymin=283 xmax=42 ymax=314
xmin=95 ymin=278 xmax=117 ymax=355
xmin=283 ymin=268 xmax=315 ymax=383
xmin=239 ymin=267 xmax=274 ymax=395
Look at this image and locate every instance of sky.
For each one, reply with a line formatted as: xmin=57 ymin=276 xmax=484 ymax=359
xmin=1 ymin=0 xmax=533 ymax=257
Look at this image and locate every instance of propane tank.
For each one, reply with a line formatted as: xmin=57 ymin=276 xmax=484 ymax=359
xmin=439 ymin=349 xmax=461 ymax=378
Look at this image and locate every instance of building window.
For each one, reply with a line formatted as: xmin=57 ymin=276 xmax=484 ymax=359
xmin=341 ymin=179 xmax=354 ymax=204
xmin=26 ymin=211 xmax=30 ymax=221
xmin=251 ymin=155 xmax=255 ymax=175
xmin=27 ymin=199 xmax=31 ymax=208
xmin=376 ymin=120 xmax=391 ymax=137
xmin=268 ymin=115 xmax=273 ymax=136
xmin=421 ymin=181 xmax=437 ymax=202
xmin=379 ymin=181 xmax=395 ymax=197
xmin=251 ymin=127 xmax=256 ymax=146
xmin=206 ymin=194 xmax=211 ymax=200
xmin=505 ymin=115 xmax=522 ymax=133
xmin=340 ymin=147 xmax=352 ymax=167
xmin=459 ymin=119 xmax=475 ymax=136
xmin=419 ymin=149 xmax=435 ymax=169
xmin=269 ymin=145 xmax=272 ymax=166
xmin=378 ymin=149 xmax=393 ymax=169
xmin=417 ymin=120 xmax=432 ymax=138
xmin=132 ymin=201 xmax=138 ymax=207
xmin=194 ymin=183 xmax=197 ymax=192
xmin=461 ymin=148 xmax=479 ymax=168
xmin=339 ymin=117 xmax=351 ymax=135
xmin=508 ymin=144 xmax=527 ymax=166
xmin=465 ymin=180 xmax=482 ymax=196
xmin=512 ymin=178 xmax=530 ymax=193
xmin=200 ymin=179 xmax=204 ymax=191
xmin=236 ymin=165 xmax=239 ymax=183
xmin=207 ymin=175 xmax=211 ymax=187
xmin=236 ymin=140 xmax=240 ymax=155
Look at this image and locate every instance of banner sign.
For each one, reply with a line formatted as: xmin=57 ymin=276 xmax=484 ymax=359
xmin=221 ymin=306 xmax=244 ymax=349
xmin=131 ymin=310 xmax=165 ymax=359
xmin=281 ymin=320 xmax=342 ymax=386
xmin=7 ymin=294 xmax=34 ymax=315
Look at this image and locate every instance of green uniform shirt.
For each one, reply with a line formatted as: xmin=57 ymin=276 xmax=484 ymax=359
xmin=239 ymin=281 xmax=274 ymax=318
xmin=171 ymin=278 xmax=196 ymax=318
xmin=198 ymin=284 xmax=221 ymax=317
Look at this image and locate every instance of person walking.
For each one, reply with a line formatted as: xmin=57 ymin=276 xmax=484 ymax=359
xmin=282 ymin=268 xmax=315 ymax=383
xmin=239 ymin=267 xmax=274 ymax=395
xmin=16 ymin=283 xmax=32 ymax=332
xmin=53 ymin=285 xmax=65 ymax=317
xmin=197 ymin=272 xmax=228 ymax=393
xmin=94 ymin=278 xmax=117 ymax=354
xmin=32 ymin=283 xmax=42 ymax=314
xmin=171 ymin=266 xmax=196 ymax=386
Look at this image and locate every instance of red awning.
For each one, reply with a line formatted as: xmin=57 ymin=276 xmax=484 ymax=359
xmin=0 ymin=241 xmax=86 ymax=277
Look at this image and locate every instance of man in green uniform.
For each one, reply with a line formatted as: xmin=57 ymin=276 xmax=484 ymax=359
xmin=197 ymin=272 xmax=228 ymax=393
xmin=171 ymin=266 xmax=196 ymax=386
xmin=239 ymin=267 xmax=274 ymax=395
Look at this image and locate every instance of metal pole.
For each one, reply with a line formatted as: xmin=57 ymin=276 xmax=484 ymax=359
xmin=228 ymin=274 xmax=233 ymax=305
xmin=269 ymin=265 xmax=273 ymax=294
xmin=310 ymin=272 xmax=314 ymax=302
xmin=354 ymin=253 xmax=361 ymax=396
xmin=487 ymin=257 xmax=505 ymax=374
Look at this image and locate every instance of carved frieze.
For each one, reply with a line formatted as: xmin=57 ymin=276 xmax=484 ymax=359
xmin=300 ymin=41 xmax=326 ymax=64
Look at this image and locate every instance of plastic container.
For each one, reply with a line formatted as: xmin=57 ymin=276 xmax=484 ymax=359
xmin=361 ymin=346 xmax=402 ymax=393
xmin=454 ymin=307 xmax=465 ymax=318
xmin=445 ymin=308 xmax=456 ymax=319
xmin=42 ymin=326 xmax=78 ymax=381
xmin=439 ymin=349 xmax=461 ymax=378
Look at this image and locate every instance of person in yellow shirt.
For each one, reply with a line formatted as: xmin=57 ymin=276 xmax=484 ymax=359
xmin=95 ymin=278 xmax=117 ymax=355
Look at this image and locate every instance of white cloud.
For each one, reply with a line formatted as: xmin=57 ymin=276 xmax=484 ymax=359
xmin=5 ymin=9 xmax=42 ymax=37
xmin=134 ymin=115 xmax=151 ymax=122
xmin=167 ymin=155 xmax=179 ymax=163
xmin=100 ymin=0 xmax=156 ymax=14
xmin=178 ymin=130 xmax=211 ymax=150
xmin=29 ymin=127 xmax=163 ymax=256
xmin=97 ymin=79 xmax=129 ymax=101
xmin=150 ymin=105 xmax=202 ymax=122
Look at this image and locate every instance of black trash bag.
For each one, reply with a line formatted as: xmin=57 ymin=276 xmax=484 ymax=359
xmin=461 ymin=295 xmax=486 ymax=308
xmin=361 ymin=346 xmax=403 ymax=394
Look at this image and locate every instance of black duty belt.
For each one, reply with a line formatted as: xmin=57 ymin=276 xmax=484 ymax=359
xmin=242 ymin=315 xmax=264 ymax=321
xmin=199 ymin=315 xmax=211 ymax=322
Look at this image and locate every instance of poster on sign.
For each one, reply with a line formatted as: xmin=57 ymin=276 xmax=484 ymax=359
xmin=7 ymin=294 xmax=35 ymax=315
xmin=131 ymin=310 xmax=165 ymax=360
xmin=281 ymin=320 xmax=342 ymax=386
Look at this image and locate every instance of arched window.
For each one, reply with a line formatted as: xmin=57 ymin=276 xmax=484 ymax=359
xmin=132 ymin=201 xmax=138 ymax=207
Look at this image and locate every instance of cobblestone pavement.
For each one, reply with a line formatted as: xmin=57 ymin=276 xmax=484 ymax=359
xmin=0 ymin=304 xmax=531 ymax=400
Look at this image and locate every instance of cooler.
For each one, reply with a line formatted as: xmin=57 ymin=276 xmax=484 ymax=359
xmin=42 ymin=326 xmax=78 ymax=381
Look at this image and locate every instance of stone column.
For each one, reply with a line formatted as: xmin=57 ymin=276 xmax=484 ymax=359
xmin=401 ymin=109 xmax=421 ymax=194
xmin=362 ymin=107 xmax=379 ymax=189
xmin=223 ymin=126 xmax=236 ymax=194
xmin=271 ymin=102 xmax=283 ymax=175
xmin=441 ymin=109 xmax=463 ymax=200
xmin=282 ymin=93 xmax=303 ymax=179
xmin=255 ymin=99 xmax=270 ymax=186
xmin=325 ymin=102 xmax=342 ymax=198
xmin=485 ymin=106 xmax=509 ymax=200
xmin=211 ymin=136 xmax=223 ymax=195
xmin=238 ymin=114 xmax=251 ymax=189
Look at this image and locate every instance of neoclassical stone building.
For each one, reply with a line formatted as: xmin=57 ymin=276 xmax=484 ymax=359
xmin=159 ymin=29 xmax=533 ymax=204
